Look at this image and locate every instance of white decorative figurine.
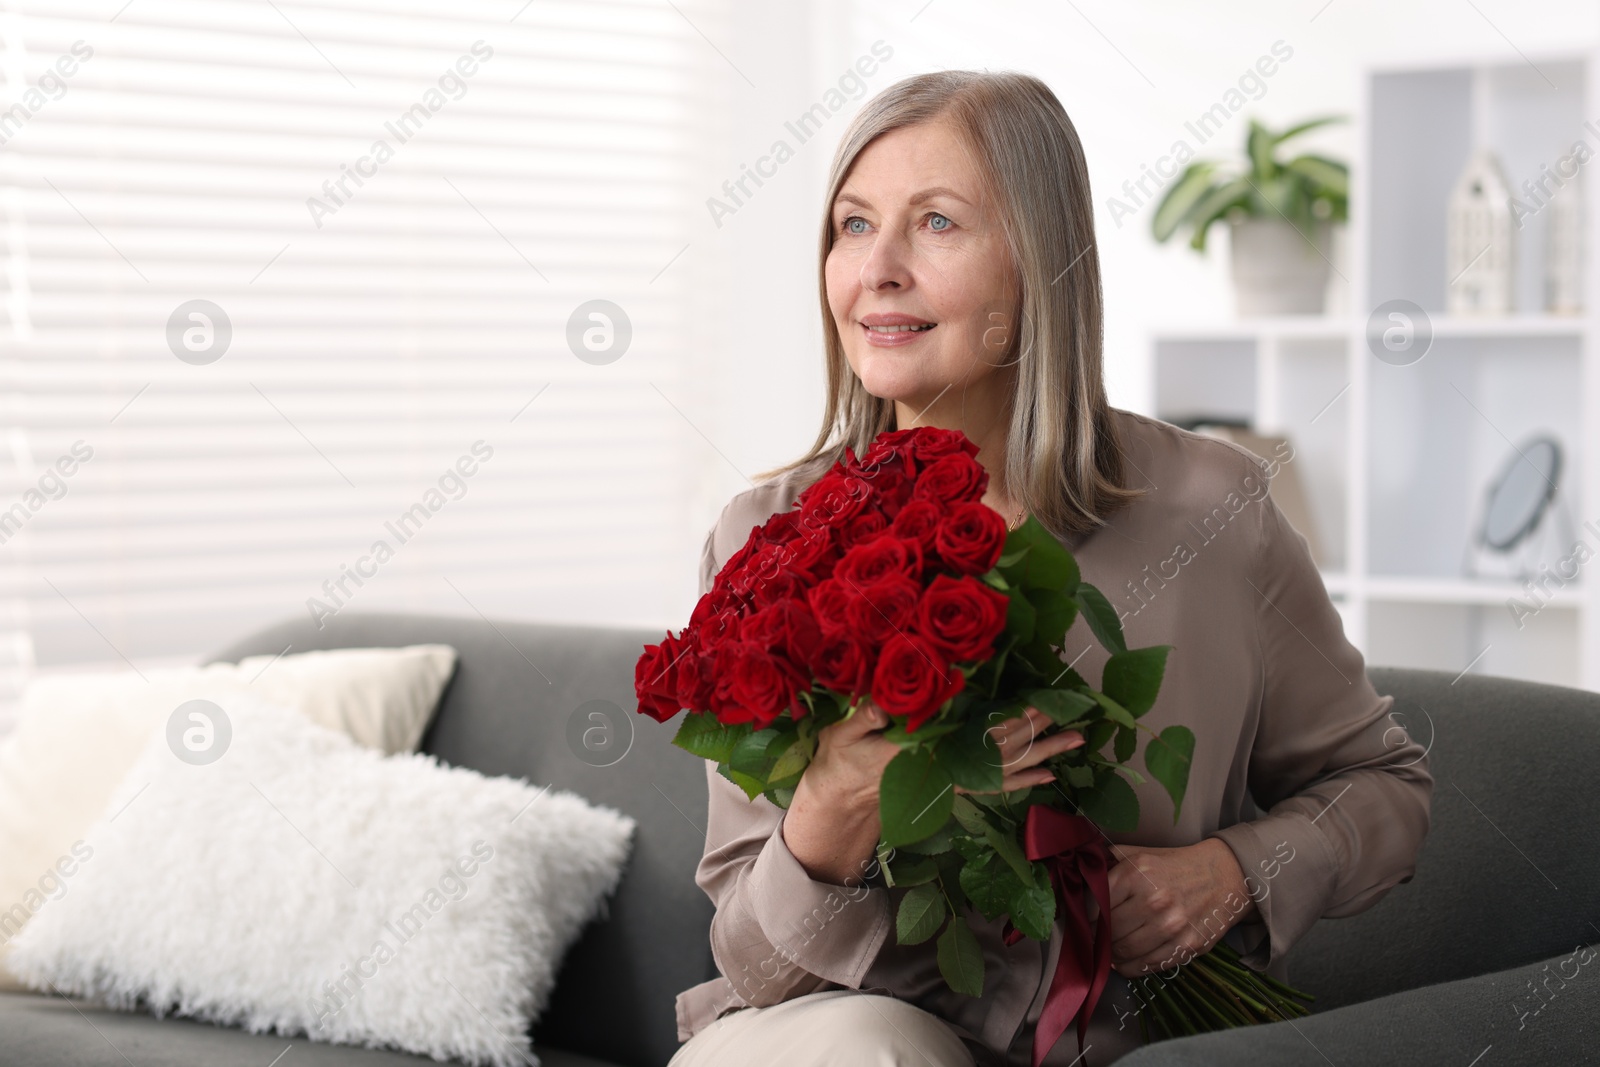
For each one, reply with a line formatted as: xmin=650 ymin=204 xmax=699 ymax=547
xmin=1447 ymin=148 xmax=1515 ymax=314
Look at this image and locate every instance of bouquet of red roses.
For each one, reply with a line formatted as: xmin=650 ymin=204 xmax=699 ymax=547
xmin=635 ymin=426 xmax=1312 ymax=1060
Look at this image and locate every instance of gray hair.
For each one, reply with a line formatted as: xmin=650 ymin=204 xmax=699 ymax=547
xmin=756 ymin=70 xmax=1143 ymax=540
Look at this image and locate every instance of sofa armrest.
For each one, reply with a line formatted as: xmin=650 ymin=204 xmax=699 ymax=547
xmin=1113 ymin=942 xmax=1599 ymax=1066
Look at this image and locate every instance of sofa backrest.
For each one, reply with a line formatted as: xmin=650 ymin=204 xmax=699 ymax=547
xmin=1289 ymin=666 xmax=1600 ymax=1008
xmin=207 ymin=611 xmax=716 ymax=1067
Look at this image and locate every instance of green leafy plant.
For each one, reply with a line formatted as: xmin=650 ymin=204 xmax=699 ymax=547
xmin=1152 ymin=116 xmax=1349 ymax=252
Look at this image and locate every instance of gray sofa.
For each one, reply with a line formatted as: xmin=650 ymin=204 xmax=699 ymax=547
xmin=2 ymin=611 xmax=1595 ymax=1066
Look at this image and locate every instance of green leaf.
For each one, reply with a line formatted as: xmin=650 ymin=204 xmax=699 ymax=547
xmin=1145 ymin=725 xmax=1196 ymax=823
xmin=896 ymin=882 xmax=946 ymax=945
xmin=1151 ymin=161 xmax=1219 ymax=242
xmin=1182 ymin=175 xmax=1252 ymax=252
xmin=1273 ymin=114 xmax=1345 ymax=147
xmin=1072 ymin=583 xmax=1127 ymax=654
xmin=1092 ymin=691 xmax=1138 ymax=730
xmin=1084 ymin=719 xmax=1116 ymax=754
xmin=763 ymin=785 xmax=796 ymax=809
xmin=1002 ymin=521 xmax=1079 ymax=591
xmin=949 ymin=793 xmax=992 ymax=835
xmin=1006 ymin=588 xmax=1037 ymax=643
xmin=1114 ymin=722 xmax=1137 ymax=764
xmin=1026 ymin=587 xmax=1079 ymax=648
xmin=934 ymin=849 xmax=969 ymax=914
xmin=880 ymin=715 xmax=964 ymax=746
xmin=879 ymin=748 xmax=955 ymax=847
xmin=935 ymin=715 xmax=1004 ymax=793
xmin=898 ymin=827 xmax=953 ymax=855
xmin=958 ymin=854 xmax=1018 ymax=918
xmin=729 ymin=727 xmax=786 ymax=778
xmin=768 ymin=735 xmax=812 ymax=781
xmin=1246 ymin=118 xmax=1276 ymax=181
xmin=982 ymin=822 xmax=1037 ymax=888
xmin=937 ymin=915 xmax=986 ymax=997
xmin=1061 ymin=761 xmax=1096 ymax=790
xmin=715 ymin=761 xmax=767 ymax=802
xmin=672 ymin=714 xmax=751 ymax=763
xmin=1284 ymin=153 xmax=1348 ymax=198
xmin=1077 ymin=768 xmax=1141 ymax=833
xmin=1007 ymin=876 xmax=1056 ymax=942
xmin=996 ymin=544 xmax=1029 ymax=568
xmin=887 ymin=854 xmax=940 ymax=887
xmin=1024 ymin=688 xmax=1098 ymax=726
xmin=1102 ymin=646 xmax=1171 ymax=718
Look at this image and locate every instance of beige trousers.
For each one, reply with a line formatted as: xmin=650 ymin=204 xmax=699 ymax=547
xmin=667 ymin=989 xmax=980 ymax=1067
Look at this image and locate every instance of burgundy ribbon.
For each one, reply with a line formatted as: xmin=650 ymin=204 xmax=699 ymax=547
xmin=1000 ymin=807 xmax=1113 ymax=1067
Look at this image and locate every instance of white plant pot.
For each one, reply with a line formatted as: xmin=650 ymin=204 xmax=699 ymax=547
xmin=1228 ymin=217 xmax=1333 ymax=316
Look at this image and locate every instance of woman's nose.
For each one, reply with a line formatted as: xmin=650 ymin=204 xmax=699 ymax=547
xmin=859 ymin=217 xmax=914 ymax=291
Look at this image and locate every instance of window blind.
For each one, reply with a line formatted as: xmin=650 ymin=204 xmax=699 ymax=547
xmin=0 ymin=0 xmax=728 ymax=728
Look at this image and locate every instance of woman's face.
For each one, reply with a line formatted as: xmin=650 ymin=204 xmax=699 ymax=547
xmin=825 ymin=118 xmax=1020 ymax=418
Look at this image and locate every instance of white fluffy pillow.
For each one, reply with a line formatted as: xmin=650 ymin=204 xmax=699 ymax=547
xmin=0 ymin=644 xmax=457 ymax=990
xmin=6 ymin=693 xmax=634 ymax=1067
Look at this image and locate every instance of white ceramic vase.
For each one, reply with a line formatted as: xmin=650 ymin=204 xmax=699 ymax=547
xmin=1228 ymin=217 xmax=1333 ymax=316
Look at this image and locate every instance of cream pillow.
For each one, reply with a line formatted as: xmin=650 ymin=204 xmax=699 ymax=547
xmin=6 ymin=693 xmax=633 ymax=1067
xmin=0 ymin=644 xmax=457 ymax=990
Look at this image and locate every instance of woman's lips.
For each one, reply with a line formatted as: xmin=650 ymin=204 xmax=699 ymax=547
xmin=861 ymin=322 xmax=937 ymax=347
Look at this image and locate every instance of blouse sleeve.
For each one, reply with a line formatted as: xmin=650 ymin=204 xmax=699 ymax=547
xmin=688 ymin=497 xmax=894 ymax=1008
xmin=1205 ymin=479 xmax=1435 ymax=973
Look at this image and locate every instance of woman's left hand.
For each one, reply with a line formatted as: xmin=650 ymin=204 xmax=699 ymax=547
xmin=1103 ymin=838 xmax=1257 ymax=978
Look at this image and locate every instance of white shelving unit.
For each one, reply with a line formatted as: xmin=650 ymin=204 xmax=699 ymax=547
xmin=1149 ymin=49 xmax=1600 ymax=690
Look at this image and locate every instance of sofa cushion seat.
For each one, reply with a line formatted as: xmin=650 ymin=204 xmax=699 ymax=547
xmin=0 ymin=990 xmax=626 ymax=1067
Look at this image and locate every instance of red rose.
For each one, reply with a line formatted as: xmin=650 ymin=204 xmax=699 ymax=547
xmin=839 ymin=509 xmax=888 ymax=550
xmin=750 ymin=568 xmax=805 ymax=609
xmin=797 ymin=469 xmax=873 ymax=530
xmin=934 ymin=501 xmax=1008 ymax=576
xmin=673 ymin=645 xmax=715 ymax=712
xmin=715 ymin=524 xmax=762 ymax=590
xmin=743 ymin=597 xmax=822 ymax=667
xmin=912 ymin=452 xmax=989 ymax=508
xmin=761 ymin=509 xmax=802 ymax=543
xmin=890 ymin=498 xmax=944 ymax=556
xmin=692 ymin=605 xmax=742 ymax=650
xmin=914 ymin=573 xmax=1011 ymax=663
xmin=806 ymin=577 xmax=854 ymax=636
xmin=813 ymin=632 xmax=872 ymax=697
xmin=842 ymin=441 xmax=912 ymax=507
xmin=870 ymin=633 xmax=965 ymax=732
xmin=906 ymin=427 xmax=980 ymax=465
xmin=689 ymin=586 xmax=739 ymax=633
xmin=710 ymin=641 xmax=809 ymax=728
xmin=635 ymin=630 xmax=690 ymax=722
xmin=848 ymin=435 xmax=914 ymax=477
xmin=834 ymin=534 xmax=924 ymax=588
xmin=843 ymin=572 xmax=922 ymax=648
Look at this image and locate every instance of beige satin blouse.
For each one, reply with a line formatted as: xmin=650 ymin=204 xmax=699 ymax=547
xmin=673 ymin=408 xmax=1434 ymax=1066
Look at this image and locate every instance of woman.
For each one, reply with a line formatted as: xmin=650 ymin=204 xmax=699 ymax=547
xmin=668 ymin=70 xmax=1432 ymax=1067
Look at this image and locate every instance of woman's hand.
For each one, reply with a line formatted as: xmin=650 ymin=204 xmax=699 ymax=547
xmin=783 ymin=701 xmax=1086 ymax=884
xmin=960 ymin=705 xmax=1085 ymax=795
xmin=1104 ymin=839 xmax=1258 ymax=978
xmin=782 ymin=699 xmax=901 ymax=885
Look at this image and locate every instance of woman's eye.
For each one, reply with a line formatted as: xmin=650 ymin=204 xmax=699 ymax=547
xmin=843 ymin=217 xmax=869 ymax=235
xmin=928 ymin=213 xmax=952 ymax=231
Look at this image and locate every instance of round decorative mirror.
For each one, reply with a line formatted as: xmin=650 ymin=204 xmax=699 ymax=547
xmin=1480 ymin=435 xmax=1562 ymax=553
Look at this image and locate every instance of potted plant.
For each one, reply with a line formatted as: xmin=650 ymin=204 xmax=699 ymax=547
xmin=1152 ymin=117 xmax=1349 ymax=316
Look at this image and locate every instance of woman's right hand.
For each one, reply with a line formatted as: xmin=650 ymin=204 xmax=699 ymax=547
xmin=782 ymin=700 xmax=900 ymax=884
